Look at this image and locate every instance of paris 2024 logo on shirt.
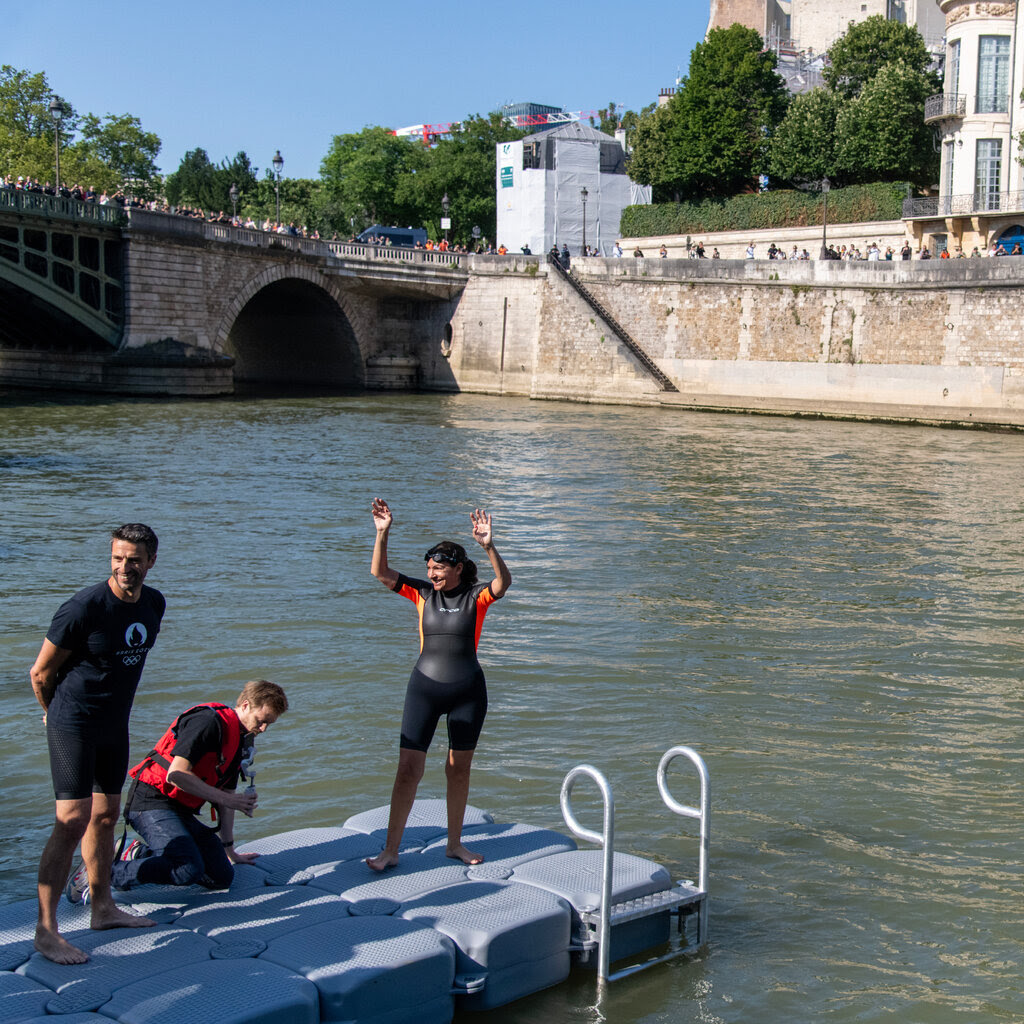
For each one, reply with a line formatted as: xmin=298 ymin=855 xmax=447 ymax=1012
xmin=121 ymin=622 xmax=150 ymax=667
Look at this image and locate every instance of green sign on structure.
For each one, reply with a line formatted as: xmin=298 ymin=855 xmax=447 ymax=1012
xmin=500 ymin=166 xmax=514 ymax=188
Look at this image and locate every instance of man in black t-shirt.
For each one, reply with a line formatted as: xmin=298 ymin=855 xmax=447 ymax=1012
xmin=112 ymin=680 xmax=288 ymax=893
xmin=30 ymin=524 xmax=164 ymax=965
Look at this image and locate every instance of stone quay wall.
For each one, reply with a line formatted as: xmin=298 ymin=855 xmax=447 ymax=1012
xmin=434 ymin=256 xmax=1024 ymax=429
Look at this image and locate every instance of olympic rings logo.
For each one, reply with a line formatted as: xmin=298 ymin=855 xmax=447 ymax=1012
xmin=122 ymin=654 xmax=144 ymax=666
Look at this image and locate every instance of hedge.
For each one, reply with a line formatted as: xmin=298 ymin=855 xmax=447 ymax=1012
xmin=619 ymin=182 xmax=910 ymax=237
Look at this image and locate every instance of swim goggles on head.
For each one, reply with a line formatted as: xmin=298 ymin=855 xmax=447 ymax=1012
xmin=424 ymin=548 xmax=460 ymax=565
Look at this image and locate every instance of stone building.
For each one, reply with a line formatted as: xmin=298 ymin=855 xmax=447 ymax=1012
xmin=904 ymin=0 xmax=1024 ymax=255
xmin=706 ymin=0 xmax=945 ymax=52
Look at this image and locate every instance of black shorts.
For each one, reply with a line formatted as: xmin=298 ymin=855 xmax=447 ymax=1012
xmin=46 ymin=724 xmax=130 ymax=800
xmin=400 ymin=667 xmax=488 ymax=752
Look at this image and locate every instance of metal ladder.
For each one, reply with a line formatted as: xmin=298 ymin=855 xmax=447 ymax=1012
xmin=546 ymin=254 xmax=679 ymax=392
xmin=560 ymin=745 xmax=710 ymax=983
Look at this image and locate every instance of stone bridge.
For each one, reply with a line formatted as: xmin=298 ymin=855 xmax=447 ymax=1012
xmin=0 ymin=193 xmax=474 ymax=394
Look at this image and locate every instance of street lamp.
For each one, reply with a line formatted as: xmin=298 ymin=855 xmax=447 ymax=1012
xmin=49 ymin=96 xmax=66 ymax=196
xmin=820 ymin=177 xmax=830 ymax=260
xmin=580 ymin=187 xmax=589 ymax=255
xmin=229 ymin=182 xmax=239 ymax=221
xmin=441 ymin=192 xmax=450 ymax=243
xmin=272 ymin=150 xmax=284 ymax=223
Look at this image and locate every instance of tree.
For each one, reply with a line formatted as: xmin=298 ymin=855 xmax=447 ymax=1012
xmin=75 ymin=113 xmax=161 ymax=198
xmin=634 ymin=25 xmax=789 ymax=201
xmin=0 ymin=65 xmax=78 ymax=184
xmin=165 ymin=148 xmax=257 ymax=211
xmin=1 ymin=64 xmax=162 ymax=194
xmin=395 ymin=112 xmax=527 ymax=244
xmin=823 ymin=15 xmax=937 ymax=100
xmin=320 ymin=126 xmax=426 ymax=230
xmin=769 ymin=87 xmax=843 ymax=185
xmin=589 ymin=100 xmax=654 ymax=154
xmin=834 ymin=63 xmax=939 ymax=186
xmin=628 ymin=105 xmax=676 ymax=200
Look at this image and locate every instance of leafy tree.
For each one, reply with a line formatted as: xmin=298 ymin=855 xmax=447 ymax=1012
xmin=1 ymin=64 xmax=162 ymax=194
xmin=589 ymin=100 xmax=654 ymax=153
xmin=823 ymin=15 xmax=937 ymax=99
xmin=768 ymin=87 xmax=843 ymax=185
xmin=0 ymin=65 xmax=77 ymax=139
xmin=0 ymin=65 xmax=78 ymax=183
xmin=628 ymin=104 xmax=676 ymax=200
xmin=834 ymin=63 xmax=939 ymax=186
xmin=75 ymin=113 xmax=161 ymax=198
xmin=320 ymin=126 xmax=426 ymax=230
xmin=632 ymin=25 xmax=789 ymax=201
xmin=395 ymin=112 xmax=527 ymax=244
xmin=165 ymin=148 xmax=257 ymax=212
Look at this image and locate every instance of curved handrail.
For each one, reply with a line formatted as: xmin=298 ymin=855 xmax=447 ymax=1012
xmin=657 ymin=745 xmax=710 ymax=896
xmin=560 ymin=764 xmax=616 ymax=981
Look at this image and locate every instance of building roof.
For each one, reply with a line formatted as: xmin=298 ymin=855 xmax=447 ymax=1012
xmin=526 ymin=121 xmax=618 ymax=143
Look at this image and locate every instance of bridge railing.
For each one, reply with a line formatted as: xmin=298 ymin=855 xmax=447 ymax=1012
xmin=122 ymin=208 xmax=468 ymax=268
xmin=0 ymin=188 xmax=126 ymax=226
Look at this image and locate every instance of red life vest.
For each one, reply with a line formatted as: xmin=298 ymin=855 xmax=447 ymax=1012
xmin=129 ymin=703 xmax=243 ymax=810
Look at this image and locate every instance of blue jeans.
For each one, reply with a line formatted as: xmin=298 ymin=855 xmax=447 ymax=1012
xmin=111 ymin=806 xmax=234 ymax=891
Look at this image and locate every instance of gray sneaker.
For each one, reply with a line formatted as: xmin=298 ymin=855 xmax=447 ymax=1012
xmin=65 ymin=861 xmax=90 ymax=905
xmin=121 ymin=839 xmax=145 ymax=861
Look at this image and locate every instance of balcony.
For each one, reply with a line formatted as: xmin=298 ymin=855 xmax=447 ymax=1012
xmin=903 ymin=190 xmax=1024 ymax=219
xmin=924 ymin=93 xmax=967 ymax=123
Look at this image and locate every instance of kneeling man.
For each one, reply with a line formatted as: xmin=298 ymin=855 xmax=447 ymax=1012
xmin=110 ymin=680 xmax=288 ymax=893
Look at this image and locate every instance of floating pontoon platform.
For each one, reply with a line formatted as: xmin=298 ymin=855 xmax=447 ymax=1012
xmin=0 ymin=747 xmax=708 ymax=1023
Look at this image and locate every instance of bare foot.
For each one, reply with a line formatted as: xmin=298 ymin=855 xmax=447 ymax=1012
xmin=366 ymin=851 xmax=400 ymax=872
xmin=446 ymin=844 xmax=484 ymax=866
xmin=34 ymin=925 xmax=89 ymax=965
xmin=90 ymin=905 xmax=155 ymax=931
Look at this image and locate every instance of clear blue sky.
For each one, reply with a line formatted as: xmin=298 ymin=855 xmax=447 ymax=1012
xmin=5 ymin=0 xmax=709 ymax=180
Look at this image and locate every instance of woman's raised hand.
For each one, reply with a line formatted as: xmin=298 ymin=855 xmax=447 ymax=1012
xmin=372 ymin=497 xmax=393 ymax=532
xmin=470 ymin=508 xmax=493 ymax=548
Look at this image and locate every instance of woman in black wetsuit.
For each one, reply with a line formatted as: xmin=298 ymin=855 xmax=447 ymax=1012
xmin=366 ymin=497 xmax=511 ymax=871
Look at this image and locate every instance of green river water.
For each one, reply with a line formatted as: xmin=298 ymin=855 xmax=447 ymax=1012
xmin=0 ymin=390 xmax=1021 ymax=1023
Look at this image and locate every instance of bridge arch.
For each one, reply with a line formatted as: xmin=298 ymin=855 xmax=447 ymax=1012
xmin=216 ymin=264 xmax=369 ymax=387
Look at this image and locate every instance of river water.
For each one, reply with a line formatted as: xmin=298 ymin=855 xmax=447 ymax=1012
xmin=0 ymin=390 xmax=1021 ymax=1023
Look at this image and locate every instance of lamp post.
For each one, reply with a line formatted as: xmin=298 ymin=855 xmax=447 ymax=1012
xmin=49 ymin=96 xmax=66 ymax=196
xmin=272 ymin=150 xmax=284 ymax=223
xmin=580 ymin=187 xmax=589 ymax=255
xmin=229 ymin=182 xmax=239 ymax=221
xmin=820 ymin=177 xmax=830 ymax=260
xmin=441 ymin=192 xmax=450 ymax=243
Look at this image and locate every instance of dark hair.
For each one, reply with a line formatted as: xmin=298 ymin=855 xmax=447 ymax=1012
xmin=238 ymin=679 xmax=288 ymax=715
xmin=427 ymin=541 xmax=477 ymax=585
xmin=111 ymin=523 xmax=158 ymax=559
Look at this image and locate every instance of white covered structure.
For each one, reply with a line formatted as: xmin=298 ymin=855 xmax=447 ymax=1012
xmin=495 ymin=122 xmax=650 ymax=257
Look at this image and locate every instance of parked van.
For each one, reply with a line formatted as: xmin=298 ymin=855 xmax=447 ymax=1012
xmin=357 ymin=224 xmax=427 ymax=248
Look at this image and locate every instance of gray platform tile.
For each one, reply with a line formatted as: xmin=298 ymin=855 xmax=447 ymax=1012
xmin=259 ymin=914 xmax=456 ymax=1024
xmin=422 ymin=822 xmax=577 ymax=870
xmin=14 ymin=1016 xmax=110 ymax=1024
xmin=240 ymin=828 xmax=382 ymax=883
xmin=174 ymin=886 xmax=350 ymax=943
xmin=399 ymin=880 xmax=571 ymax=969
xmin=0 ymin=971 xmax=52 ymax=1022
xmin=509 ymin=849 xmax=672 ymax=913
xmin=342 ymin=799 xmax=493 ymax=848
xmin=20 ymin=924 xmax=217 ymax=1010
xmin=112 ymin=880 xmax=244 ymax=922
xmin=306 ymin=846 xmax=469 ymax=903
xmin=0 ymin=898 xmax=94 ymax=972
xmin=96 ymin=958 xmax=319 ymax=1024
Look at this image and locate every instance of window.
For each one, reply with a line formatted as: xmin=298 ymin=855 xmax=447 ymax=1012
xmin=977 ymin=36 xmax=1010 ymax=114
xmin=947 ymin=39 xmax=960 ymax=95
xmin=975 ymin=139 xmax=1002 ymax=210
xmin=941 ymin=141 xmax=955 ymax=214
